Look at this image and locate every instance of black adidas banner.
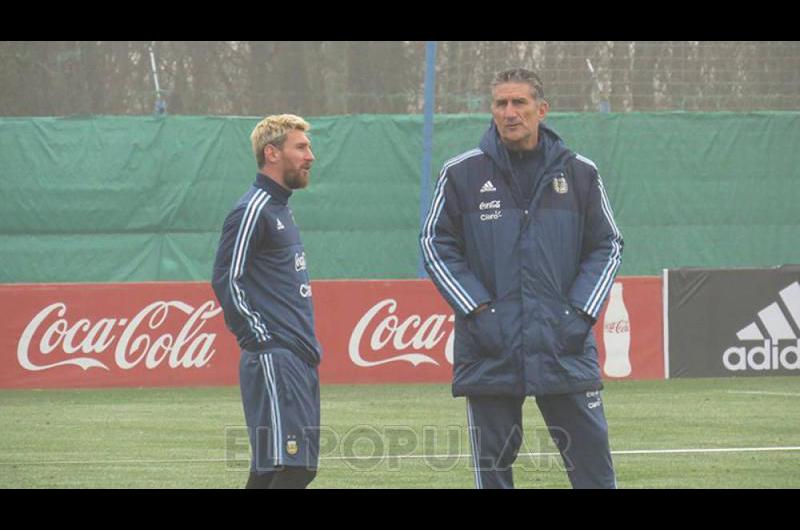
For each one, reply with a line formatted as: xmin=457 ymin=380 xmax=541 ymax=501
xmin=665 ymin=265 xmax=800 ymax=378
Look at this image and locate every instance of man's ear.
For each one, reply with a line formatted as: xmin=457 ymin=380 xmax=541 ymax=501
xmin=537 ymin=99 xmax=550 ymax=120
xmin=264 ymin=143 xmax=280 ymax=164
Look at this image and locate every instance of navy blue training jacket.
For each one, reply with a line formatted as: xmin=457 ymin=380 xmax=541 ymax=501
xmin=211 ymin=173 xmax=322 ymax=367
xmin=420 ymin=121 xmax=623 ymax=396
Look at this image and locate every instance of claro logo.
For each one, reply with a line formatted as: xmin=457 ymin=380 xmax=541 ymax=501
xmin=723 ymin=282 xmax=800 ymax=371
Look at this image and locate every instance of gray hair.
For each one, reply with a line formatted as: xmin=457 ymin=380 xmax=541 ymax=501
xmin=491 ymin=68 xmax=545 ymax=101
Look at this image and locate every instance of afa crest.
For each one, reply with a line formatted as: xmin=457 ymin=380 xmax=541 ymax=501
xmin=286 ymin=439 xmax=298 ymax=456
xmin=552 ymin=176 xmax=568 ymax=194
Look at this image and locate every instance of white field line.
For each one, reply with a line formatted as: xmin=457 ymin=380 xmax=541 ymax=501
xmin=2 ymin=446 xmax=800 ymax=466
xmin=726 ymin=390 xmax=800 ymax=397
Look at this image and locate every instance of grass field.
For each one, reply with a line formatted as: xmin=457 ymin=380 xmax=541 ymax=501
xmin=1 ymin=377 xmax=799 ymax=488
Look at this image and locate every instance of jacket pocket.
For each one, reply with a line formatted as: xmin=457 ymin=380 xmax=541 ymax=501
xmin=557 ymin=305 xmax=591 ymax=356
xmin=465 ymin=306 xmax=505 ymax=358
xmin=453 ymin=319 xmax=482 ymax=364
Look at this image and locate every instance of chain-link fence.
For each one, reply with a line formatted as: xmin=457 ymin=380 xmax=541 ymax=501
xmin=434 ymin=41 xmax=800 ymax=112
xmin=2 ymin=41 xmax=799 ymax=116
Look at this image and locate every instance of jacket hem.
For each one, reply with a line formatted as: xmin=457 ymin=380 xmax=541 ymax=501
xmin=453 ymin=379 xmax=603 ymax=397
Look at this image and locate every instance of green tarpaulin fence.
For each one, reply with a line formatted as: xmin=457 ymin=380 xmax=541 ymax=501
xmin=1 ymin=112 xmax=798 ymax=282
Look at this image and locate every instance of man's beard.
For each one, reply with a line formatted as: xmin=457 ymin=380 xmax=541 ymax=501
xmin=284 ymin=167 xmax=309 ymax=189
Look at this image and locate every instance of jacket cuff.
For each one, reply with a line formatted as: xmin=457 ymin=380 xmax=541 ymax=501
xmin=573 ymin=305 xmax=596 ymax=325
xmin=466 ymin=297 xmax=492 ymax=318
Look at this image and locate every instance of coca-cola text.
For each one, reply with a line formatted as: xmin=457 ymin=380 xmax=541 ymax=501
xmin=18 ymin=301 xmax=222 ymax=372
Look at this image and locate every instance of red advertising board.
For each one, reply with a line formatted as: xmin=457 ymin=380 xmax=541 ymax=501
xmin=315 ymin=280 xmax=455 ymax=384
xmin=0 ymin=278 xmax=663 ymax=389
xmin=0 ymin=282 xmax=236 ymax=389
xmin=595 ymin=277 xmax=664 ymax=380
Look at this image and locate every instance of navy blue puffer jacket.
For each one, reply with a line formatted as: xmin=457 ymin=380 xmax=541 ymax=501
xmin=420 ymin=121 xmax=623 ymax=396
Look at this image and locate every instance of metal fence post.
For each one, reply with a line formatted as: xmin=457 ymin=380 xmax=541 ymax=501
xmin=417 ymin=41 xmax=438 ymax=278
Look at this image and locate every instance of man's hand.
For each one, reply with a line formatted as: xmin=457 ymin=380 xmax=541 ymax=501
xmin=574 ymin=307 xmax=596 ymax=325
xmin=561 ymin=306 xmax=594 ymax=355
xmin=467 ymin=302 xmax=503 ymax=357
xmin=472 ymin=303 xmax=491 ymax=316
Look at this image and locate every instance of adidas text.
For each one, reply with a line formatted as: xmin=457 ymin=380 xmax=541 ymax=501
xmin=723 ymin=340 xmax=800 ymax=371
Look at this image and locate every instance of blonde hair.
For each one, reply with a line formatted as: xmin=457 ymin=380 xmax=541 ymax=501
xmin=250 ymin=114 xmax=311 ymax=168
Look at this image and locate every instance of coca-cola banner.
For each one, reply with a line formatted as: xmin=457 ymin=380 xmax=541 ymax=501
xmin=665 ymin=266 xmax=800 ymax=378
xmin=0 ymin=278 xmax=664 ymax=389
xmin=0 ymin=283 xmax=235 ymax=389
xmin=599 ymin=277 xmax=664 ymax=380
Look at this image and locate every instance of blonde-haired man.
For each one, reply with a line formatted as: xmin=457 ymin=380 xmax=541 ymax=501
xmin=250 ymin=114 xmax=313 ymax=190
xmin=212 ymin=114 xmax=321 ymax=489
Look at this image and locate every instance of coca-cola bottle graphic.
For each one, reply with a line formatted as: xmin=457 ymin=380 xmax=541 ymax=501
xmin=603 ymin=282 xmax=631 ymax=377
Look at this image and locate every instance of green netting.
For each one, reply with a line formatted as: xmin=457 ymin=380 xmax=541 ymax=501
xmin=1 ymin=112 xmax=799 ymax=282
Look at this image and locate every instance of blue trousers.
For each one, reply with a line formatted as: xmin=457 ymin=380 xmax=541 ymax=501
xmin=240 ymin=347 xmax=320 ymax=473
xmin=466 ymin=391 xmax=616 ymax=489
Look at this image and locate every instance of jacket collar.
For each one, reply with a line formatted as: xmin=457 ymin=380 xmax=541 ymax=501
xmin=479 ymin=120 xmax=573 ymax=176
xmin=254 ymin=172 xmax=292 ymax=205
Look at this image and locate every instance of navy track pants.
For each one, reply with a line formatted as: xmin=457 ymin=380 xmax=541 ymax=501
xmin=465 ymin=391 xmax=616 ymax=489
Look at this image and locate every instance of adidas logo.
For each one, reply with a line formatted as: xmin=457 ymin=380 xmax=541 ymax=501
xmin=723 ymin=281 xmax=800 ymax=371
xmin=735 ymin=282 xmax=800 ymax=341
xmin=480 ymin=180 xmax=496 ymax=193
xmin=276 ymin=218 xmax=285 ymax=231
